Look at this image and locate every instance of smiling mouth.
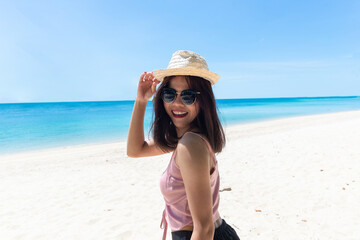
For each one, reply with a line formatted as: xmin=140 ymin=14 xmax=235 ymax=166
xmin=171 ymin=110 xmax=188 ymax=118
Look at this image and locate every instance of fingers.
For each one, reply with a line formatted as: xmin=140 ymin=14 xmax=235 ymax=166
xmin=139 ymin=72 xmax=147 ymax=82
xmin=151 ymin=80 xmax=157 ymax=93
xmin=139 ymin=72 xmax=152 ymax=83
xmin=140 ymin=72 xmax=159 ymax=83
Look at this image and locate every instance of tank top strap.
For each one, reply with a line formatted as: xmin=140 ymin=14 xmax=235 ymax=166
xmin=184 ymin=132 xmax=217 ymax=166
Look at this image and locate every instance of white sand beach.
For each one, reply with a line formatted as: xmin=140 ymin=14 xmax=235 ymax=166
xmin=1 ymin=110 xmax=359 ymax=240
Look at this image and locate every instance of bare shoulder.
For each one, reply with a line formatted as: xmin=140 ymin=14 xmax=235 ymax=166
xmin=176 ymin=132 xmax=210 ymax=166
xmin=179 ymin=132 xmax=209 ymax=151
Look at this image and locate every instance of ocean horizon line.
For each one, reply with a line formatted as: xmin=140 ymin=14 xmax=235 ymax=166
xmin=1 ymin=95 xmax=359 ymax=105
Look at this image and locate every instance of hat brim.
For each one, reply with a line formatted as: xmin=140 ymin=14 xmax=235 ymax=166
xmin=153 ymin=68 xmax=220 ymax=85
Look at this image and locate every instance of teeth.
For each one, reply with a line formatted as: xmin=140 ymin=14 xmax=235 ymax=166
xmin=173 ymin=111 xmax=187 ymax=115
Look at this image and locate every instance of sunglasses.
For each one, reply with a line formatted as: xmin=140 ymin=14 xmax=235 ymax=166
xmin=161 ymin=88 xmax=201 ymax=105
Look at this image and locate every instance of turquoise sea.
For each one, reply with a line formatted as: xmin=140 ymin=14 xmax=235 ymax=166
xmin=0 ymin=96 xmax=359 ymax=154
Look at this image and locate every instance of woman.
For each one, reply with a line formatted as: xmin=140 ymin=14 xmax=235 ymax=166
xmin=127 ymin=50 xmax=240 ymax=240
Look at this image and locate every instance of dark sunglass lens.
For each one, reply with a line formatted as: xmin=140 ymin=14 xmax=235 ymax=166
xmin=181 ymin=90 xmax=197 ymax=105
xmin=162 ymin=88 xmax=176 ymax=103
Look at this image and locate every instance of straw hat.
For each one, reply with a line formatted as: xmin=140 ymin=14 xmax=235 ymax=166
xmin=153 ymin=50 xmax=220 ymax=85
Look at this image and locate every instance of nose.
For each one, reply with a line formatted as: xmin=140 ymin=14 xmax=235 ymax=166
xmin=172 ymin=92 xmax=184 ymax=105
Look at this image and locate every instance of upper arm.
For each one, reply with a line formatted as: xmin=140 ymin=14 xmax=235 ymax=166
xmin=176 ymin=133 xmax=214 ymax=229
xmin=128 ymin=139 xmax=169 ymax=158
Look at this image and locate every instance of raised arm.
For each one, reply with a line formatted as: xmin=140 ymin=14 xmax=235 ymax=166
xmin=176 ymin=133 xmax=214 ymax=240
xmin=127 ymin=72 xmax=165 ymax=158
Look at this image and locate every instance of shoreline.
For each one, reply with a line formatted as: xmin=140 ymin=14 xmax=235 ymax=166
xmin=1 ymin=109 xmax=359 ymax=157
xmin=1 ymin=110 xmax=360 ymax=239
xmin=1 ymin=95 xmax=358 ymax=104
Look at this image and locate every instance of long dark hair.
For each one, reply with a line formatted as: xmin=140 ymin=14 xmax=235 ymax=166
xmin=150 ymin=75 xmax=226 ymax=153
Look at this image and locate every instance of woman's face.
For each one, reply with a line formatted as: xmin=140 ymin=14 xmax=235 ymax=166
xmin=163 ymin=76 xmax=200 ymax=136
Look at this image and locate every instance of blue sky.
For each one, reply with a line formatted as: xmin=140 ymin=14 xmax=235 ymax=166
xmin=0 ymin=0 xmax=359 ymax=103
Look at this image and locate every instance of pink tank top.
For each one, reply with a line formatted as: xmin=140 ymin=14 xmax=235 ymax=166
xmin=159 ymin=132 xmax=220 ymax=240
